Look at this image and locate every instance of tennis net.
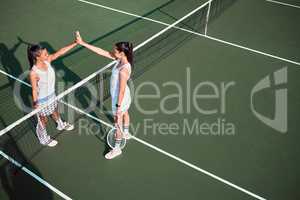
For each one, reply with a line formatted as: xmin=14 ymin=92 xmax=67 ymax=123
xmin=0 ymin=0 xmax=237 ymax=159
xmin=95 ymin=0 xmax=237 ymax=102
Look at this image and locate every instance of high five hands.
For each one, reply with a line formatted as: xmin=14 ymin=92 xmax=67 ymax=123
xmin=75 ymin=31 xmax=84 ymax=45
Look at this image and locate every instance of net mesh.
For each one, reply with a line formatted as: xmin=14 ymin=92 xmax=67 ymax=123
xmin=0 ymin=0 xmax=237 ymax=160
xmin=97 ymin=0 xmax=237 ymax=102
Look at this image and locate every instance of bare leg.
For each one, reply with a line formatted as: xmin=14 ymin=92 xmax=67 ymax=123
xmin=36 ymin=115 xmax=50 ymax=144
xmin=51 ymin=109 xmax=64 ymax=128
xmin=51 ymin=109 xmax=74 ymax=131
xmin=105 ymin=113 xmax=123 ymax=159
xmin=123 ymin=111 xmax=130 ymax=128
xmin=51 ymin=109 xmax=60 ymax=121
xmin=37 ymin=114 xmax=58 ymax=147
xmin=123 ymin=111 xmax=130 ymax=136
xmin=39 ymin=115 xmax=48 ymax=127
xmin=114 ymin=113 xmax=123 ymax=140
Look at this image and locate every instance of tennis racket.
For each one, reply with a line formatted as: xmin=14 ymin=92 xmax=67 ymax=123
xmin=106 ymin=126 xmax=126 ymax=149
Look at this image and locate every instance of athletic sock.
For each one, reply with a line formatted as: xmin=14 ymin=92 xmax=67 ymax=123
xmin=123 ymin=125 xmax=129 ymax=134
xmin=114 ymin=138 xmax=122 ymax=149
xmin=56 ymin=118 xmax=64 ymax=127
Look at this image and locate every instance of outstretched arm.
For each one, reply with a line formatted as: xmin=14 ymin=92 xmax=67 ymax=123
xmin=47 ymin=41 xmax=77 ymax=62
xmin=75 ymin=31 xmax=115 ymax=60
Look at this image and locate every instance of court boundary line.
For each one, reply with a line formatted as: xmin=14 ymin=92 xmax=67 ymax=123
xmin=265 ymin=0 xmax=300 ymax=9
xmin=61 ymin=103 xmax=268 ymax=200
xmin=0 ymin=69 xmax=78 ymax=199
xmin=76 ymin=0 xmax=300 ymax=66
xmin=0 ymin=69 xmax=267 ymax=200
xmin=0 ymin=0 xmax=213 ymax=137
xmin=0 ymin=69 xmax=112 ymax=127
xmin=0 ymin=150 xmax=73 ymax=200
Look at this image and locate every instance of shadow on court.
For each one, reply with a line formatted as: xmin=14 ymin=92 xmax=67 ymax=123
xmin=0 ymin=40 xmax=55 ymax=162
xmin=0 ymin=67 xmax=53 ymax=199
xmin=0 ymin=41 xmax=24 ymax=85
xmin=0 ymin=117 xmax=54 ymax=200
xmin=0 ymin=0 xmax=239 ymax=160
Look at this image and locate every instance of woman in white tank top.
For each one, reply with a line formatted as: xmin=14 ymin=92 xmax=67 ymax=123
xmin=110 ymin=61 xmax=132 ymax=115
xmin=76 ymin=31 xmax=133 ymax=159
xmin=28 ymin=42 xmax=77 ymax=147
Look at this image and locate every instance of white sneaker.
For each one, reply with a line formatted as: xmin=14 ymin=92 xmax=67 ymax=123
xmin=105 ymin=148 xmax=122 ymax=160
xmin=123 ymin=132 xmax=131 ymax=140
xmin=57 ymin=122 xmax=74 ymax=131
xmin=42 ymin=139 xmax=58 ymax=147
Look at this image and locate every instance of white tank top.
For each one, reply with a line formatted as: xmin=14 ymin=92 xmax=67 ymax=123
xmin=110 ymin=61 xmax=131 ymax=101
xmin=32 ymin=61 xmax=56 ymax=103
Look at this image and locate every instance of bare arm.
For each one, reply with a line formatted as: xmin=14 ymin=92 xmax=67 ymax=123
xmin=47 ymin=42 xmax=77 ymax=62
xmin=29 ymin=71 xmax=39 ymax=107
xmin=81 ymin=41 xmax=115 ymax=60
xmin=75 ymin=31 xmax=115 ymax=60
xmin=117 ymin=67 xmax=130 ymax=107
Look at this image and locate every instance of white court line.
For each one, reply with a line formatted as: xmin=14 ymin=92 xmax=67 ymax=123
xmin=0 ymin=69 xmax=113 ymax=128
xmin=66 ymin=107 xmax=268 ymax=200
xmin=64 ymin=105 xmax=267 ymax=200
xmin=0 ymin=69 xmax=31 ymax=87
xmin=0 ymin=0 xmax=211 ymax=137
xmin=1 ymin=69 xmax=267 ymax=200
xmin=77 ymin=0 xmax=300 ymax=66
xmin=266 ymin=0 xmax=300 ymax=9
xmin=0 ymin=69 xmax=76 ymax=199
xmin=0 ymin=68 xmax=112 ymax=198
xmin=0 ymin=151 xmax=73 ymax=200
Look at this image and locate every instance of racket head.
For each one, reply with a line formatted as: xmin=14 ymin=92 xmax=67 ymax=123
xmin=106 ymin=127 xmax=126 ymax=149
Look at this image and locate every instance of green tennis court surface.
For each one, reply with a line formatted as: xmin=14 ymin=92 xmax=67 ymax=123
xmin=0 ymin=0 xmax=299 ymax=199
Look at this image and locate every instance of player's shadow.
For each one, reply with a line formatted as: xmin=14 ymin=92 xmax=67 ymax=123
xmin=0 ymin=41 xmax=49 ymax=161
xmin=38 ymin=1 xmax=181 ymax=149
xmin=0 ymin=0 xmax=179 ymax=158
xmin=0 ymin=117 xmax=54 ymax=200
xmin=0 ymin=41 xmax=32 ymax=108
xmin=98 ymin=106 xmax=114 ymax=155
xmin=0 ymin=41 xmax=25 ymax=85
xmin=6 ymin=0 xmax=207 ymax=156
xmin=54 ymin=1 xmax=182 ymax=153
xmin=53 ymin=0 xmax=180 ymax=125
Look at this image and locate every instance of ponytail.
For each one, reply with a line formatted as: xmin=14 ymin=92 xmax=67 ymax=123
xmin=27 ymin=46 xmax=34 ymax=69
xmin=127 ymin=42 xmax=133 ymax=67
xmin=115 ymin=42 xmax=134 ymax=68
xmin=27 ymin=44 xmax=43 ymax=69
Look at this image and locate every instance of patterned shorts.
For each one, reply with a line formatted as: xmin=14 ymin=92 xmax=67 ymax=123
xmin=38 ymin=101 xmax=58 ymax=117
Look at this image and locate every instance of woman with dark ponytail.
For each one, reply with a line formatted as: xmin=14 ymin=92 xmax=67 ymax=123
xmin=28 ymin=40 xmax=77 ymax=147
xmin=75 ymin=31 xmax=133 ymax=159
xmin=27 ymin=46 xmax=35 ymax=69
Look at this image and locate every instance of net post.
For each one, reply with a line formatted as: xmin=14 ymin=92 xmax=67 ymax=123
xmin=205 ymin=0 xmax=212 ymax=36
xmin=0 ymin=0 xmax=212 ymax=137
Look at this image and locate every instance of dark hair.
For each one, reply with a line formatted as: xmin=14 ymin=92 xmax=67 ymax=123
xmin=27 ymin=44 xmax=44 ymax=69
xmin=115 ymin=42 xmax=133 ymax=66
